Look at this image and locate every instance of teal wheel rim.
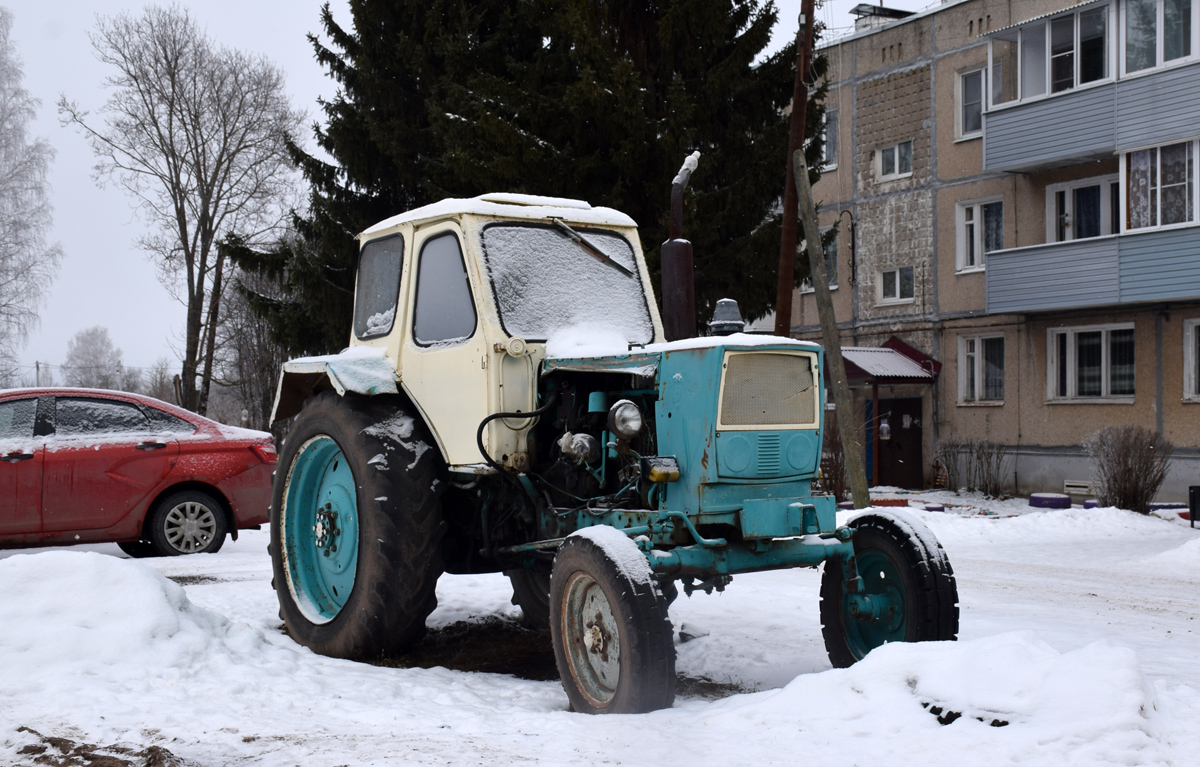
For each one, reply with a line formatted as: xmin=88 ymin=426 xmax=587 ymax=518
xmin=844 ymin=548 xmax=908 ymax=659
xmin=283 ymin=436 xmax=360 ymax=624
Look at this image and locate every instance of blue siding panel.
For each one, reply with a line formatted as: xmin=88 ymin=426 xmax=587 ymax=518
xmin=983 ymin=86 xmax=1115 ymax=172
xmin=1115 ymin=63 xmax=1200 ymax=151
xmin=986 ymin=238 xmax=1119 ymax=313
xmin=1118 ymin=227 xmax=1200 ymax=302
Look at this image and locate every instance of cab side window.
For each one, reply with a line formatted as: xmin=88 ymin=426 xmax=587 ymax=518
xmin=413 ymin=233 xmax=477 ymax=346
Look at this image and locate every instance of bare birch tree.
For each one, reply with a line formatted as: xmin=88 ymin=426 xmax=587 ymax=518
xmin=62 ymin=325 xmax=122 ymax=390
xmin=0 ymin=8 xmax=62 ymax=381
xmin=58 ymin=4 xmax=302 ymax=414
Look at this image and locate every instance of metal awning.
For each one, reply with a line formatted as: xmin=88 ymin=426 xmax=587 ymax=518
xmin=840 ymin=346 xmax=935 ymax=384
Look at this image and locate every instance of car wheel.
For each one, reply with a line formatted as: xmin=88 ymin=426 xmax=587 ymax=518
xmin=550 ymin=530 xmax=675 ymax=714
xmin=270 ymin=391 xmax=445 ymax=660
xmin=146 ymin=490 xmax=228 ymax=556
xmin=820 ymin=512 xmax=959 ymax=668
xmin=117 ymin=541 xmax=158 ymax=558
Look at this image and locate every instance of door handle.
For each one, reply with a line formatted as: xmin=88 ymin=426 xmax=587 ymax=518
xmin=137 ymin=442 xmax=168 ymax=451
xmin=1 ymin=452 xmax=34 ymax=462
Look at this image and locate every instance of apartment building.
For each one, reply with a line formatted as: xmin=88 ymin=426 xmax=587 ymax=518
xmin=795 ymin=0 xmax=1200 ymax=498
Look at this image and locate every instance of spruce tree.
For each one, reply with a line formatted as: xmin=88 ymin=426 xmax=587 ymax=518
xmin=235 ymin=0 xmax=825 ymax=354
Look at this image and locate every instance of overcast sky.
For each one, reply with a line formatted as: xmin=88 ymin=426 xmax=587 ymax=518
xmin=3 ymin=0 xmax=926 ymax=381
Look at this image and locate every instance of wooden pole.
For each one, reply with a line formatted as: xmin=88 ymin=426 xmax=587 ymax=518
xmin=774 ymin=0 xmax=817 ymax=338
xmin=792 ymin=149 xmax=871 ymax=508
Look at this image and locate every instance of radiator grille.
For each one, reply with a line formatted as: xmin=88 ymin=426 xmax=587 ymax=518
xmin=757 ymin=433 xmax=781 ymax=474
xmin=720 ymin=352 xmax=817 ymax=427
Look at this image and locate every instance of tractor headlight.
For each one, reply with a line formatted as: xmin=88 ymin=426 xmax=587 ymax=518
xmin=607 ymin=399 xmax=643 ymax=438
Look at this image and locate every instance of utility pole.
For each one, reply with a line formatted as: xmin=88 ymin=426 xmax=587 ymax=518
xmin=793 ymin=150 xmax=870 ymax=508
xmin=774 ymin=0 xmax=817 ymax=338
xmin=35 ymin=361 xmax=39 ymax=386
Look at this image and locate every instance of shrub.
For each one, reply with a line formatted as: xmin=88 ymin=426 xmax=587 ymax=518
xmin=1082 ymin=425 xmax=1173 ymax=515
xmin=934 ymin=438 xmax=1010 ymax=498
xmin=816 ymin=411 xmax=850 ymax=501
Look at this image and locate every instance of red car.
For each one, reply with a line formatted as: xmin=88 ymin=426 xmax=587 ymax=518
xmin=0 ymin=387 xmax=275 ymax=556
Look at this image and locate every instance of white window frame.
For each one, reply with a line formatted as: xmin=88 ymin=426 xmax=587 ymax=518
xmin=877 ymin=265 xmax=915 ymax=305
xmin=1119 ymin=139 xmax=1199 ymax=232
xmin=1120 ymin=0 xmax=1200 ymax=76
xmin=957 ymin=68 xmax=985 ymax=139
xmin=988 ymin=3 xmax=1117 ymax=109
xmin=956 ymin=196 xmax=1004 ymax=272
xmin=1046 ymin=322 xmax=1136 ymax=402
xmin=821 ymin=109 xmax=838 ymax=170
xmin=1185 ymin=318 xmax=1200 ymax=401
xmin=1045 ymin=174 xmax=1120 ymax=241
xmin=959 ymin=333 xmax=1006 ymax=404
xmin=877 ymin=140 xmax=913 ymax=181
xmin=799 ymin=228 xmax=839 ymax=293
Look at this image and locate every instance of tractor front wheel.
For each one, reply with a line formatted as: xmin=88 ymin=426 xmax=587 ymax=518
xmin=820 ymin=512 xmax=959 ymax=668
xmin=550 ymin=529 xmax=675 ymax=714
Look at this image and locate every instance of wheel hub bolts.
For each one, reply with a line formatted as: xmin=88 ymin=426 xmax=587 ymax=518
xmin=313 ymin=503 xmax=341 ymax=555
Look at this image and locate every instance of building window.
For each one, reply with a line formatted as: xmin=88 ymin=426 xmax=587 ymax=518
xmin=878 ymin=265 xmax=914 ymax=304
xmin=1124 ymin=0 xmax=1195 ymax=73
xmin=1125 ymin=140 xmax=1196 ymax=230
xmin=960 ymin=335 xmax=1005 ymax=402
xmin=800 ymin=230 xmax=838 ymax=292
xmin=1185 ymin=318 xmax=1200 ymax=400
xmin=959 ymin=69 xmax=984 ymax=137
xmin=956 ymin=198 xmax=1003 ymax=271
xmin=1046 ymin=175 xmax=1119 ymax=241
xmin=878 ymin=140 xmax=913 ymax=181
xmin=1047 ymin=324 xmax=1136 ymax=400
xmin=990 ymin=4 xmax=1110 ymax=105
xmin=821 ymin=110 xmax=838 ymax=169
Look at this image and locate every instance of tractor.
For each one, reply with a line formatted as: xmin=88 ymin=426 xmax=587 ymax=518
xmin=268 ymin=191 xmax=958 ymax=714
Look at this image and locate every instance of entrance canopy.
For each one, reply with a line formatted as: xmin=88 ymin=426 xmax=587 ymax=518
xmin=839 ymin=346 xmax=935 ymax=386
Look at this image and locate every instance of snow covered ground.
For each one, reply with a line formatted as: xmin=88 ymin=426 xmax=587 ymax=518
xmin=2 ymin=495 xmax=1198 ymax=766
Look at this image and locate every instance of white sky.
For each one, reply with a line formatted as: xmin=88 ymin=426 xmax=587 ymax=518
xmin=4 ymin=0 xmax=927 ymax=381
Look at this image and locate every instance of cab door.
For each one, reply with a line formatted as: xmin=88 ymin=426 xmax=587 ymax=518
xmin=41 ymin=396 xmax=180 ymax=533
xmin=0 ymin=396 xmax=44 ymax=535
xmin=398 ymin=225 xmax=492 ymax=467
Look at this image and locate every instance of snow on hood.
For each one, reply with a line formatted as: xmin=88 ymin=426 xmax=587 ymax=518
xmin=544 ymin=326 xmax=632 ymax=359
xmin=282 ymin=346 xmax=399 ymax=397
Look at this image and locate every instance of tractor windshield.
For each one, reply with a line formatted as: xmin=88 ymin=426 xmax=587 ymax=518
xmin=480 ymin=223 xmax=655 ymax=345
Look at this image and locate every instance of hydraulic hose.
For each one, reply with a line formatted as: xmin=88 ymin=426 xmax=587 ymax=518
xmin=475 ymin=392 xmax=559 ymax=478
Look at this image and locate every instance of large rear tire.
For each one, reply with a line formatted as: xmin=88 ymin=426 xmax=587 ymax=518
xmin=506 ymin=566 xmax=552 ymax=630
xmin=820 ymin=512 xmax=958 ymax=668
xmin=270 ymin=391 xmax=444 ymax=660
xmin=550 ymin=529 xmax=675 ymax=714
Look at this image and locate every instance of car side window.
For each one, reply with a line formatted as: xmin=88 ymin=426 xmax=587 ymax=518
xmin=0 ymin=399 xmax=36 ymax=439
xmin=145 ymin=407 xmax=196 ymax=434
xmin=55 ymin=398 xmax=151 ymax=437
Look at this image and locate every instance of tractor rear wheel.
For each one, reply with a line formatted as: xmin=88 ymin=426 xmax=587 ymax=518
xmin=550 ymin=528 xmax=675 ymax=714
xmin=506 ymin=566 xmax=552 ymax=630
xmin=270 ymin=391 xmax=444 ymax=660
xmin=820 ymin=511 xmax=958 ymax=668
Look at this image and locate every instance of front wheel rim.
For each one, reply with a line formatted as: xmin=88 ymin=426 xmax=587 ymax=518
xmin=163 ymin=501 xmax=218 ymax=553
xmin=561 ymin=571 xmax=621 ymax=707
xmin=843 ymin=548 xmax=908 ymax=660
xmin=282 ymin=436 xmax=360 ymax=624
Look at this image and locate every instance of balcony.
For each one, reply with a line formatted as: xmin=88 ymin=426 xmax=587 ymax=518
xmin=986 ymin=228 xmax=1200 ymax=314
xmin=983 ymin=60 xmax=1200 ymax=174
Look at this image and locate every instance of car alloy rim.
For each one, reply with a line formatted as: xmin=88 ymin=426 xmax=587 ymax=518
xmin=282 ymin=436 xmax=359 ymax=624
xmin=163 ymin=501 xmax=218 ymax=553
xmin=561 ymin=571 xmax=621 ymax=707
xmin=843 ymin=548 xmax=908 ymax=660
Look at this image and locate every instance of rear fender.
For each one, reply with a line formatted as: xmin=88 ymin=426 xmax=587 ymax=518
xmin=271 ymin=350 xmax=400 ymax=424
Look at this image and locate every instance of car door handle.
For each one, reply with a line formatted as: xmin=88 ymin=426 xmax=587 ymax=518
xmin=137 ymin=442 xmax=168 ymax=451
xmin=1 ymin=452 xmax=34 ymax=462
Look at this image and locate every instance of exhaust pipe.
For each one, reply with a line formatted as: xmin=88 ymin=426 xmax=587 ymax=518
xmin=661 ymin=151 xmax=700 ymax=341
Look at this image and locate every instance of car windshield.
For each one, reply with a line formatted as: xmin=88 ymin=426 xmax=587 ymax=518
xmin=480 ymin=223 xmax=654 ymax=345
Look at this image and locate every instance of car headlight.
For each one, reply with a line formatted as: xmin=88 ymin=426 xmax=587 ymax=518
xmin=607 ymin=399 xmax=643 ymax=438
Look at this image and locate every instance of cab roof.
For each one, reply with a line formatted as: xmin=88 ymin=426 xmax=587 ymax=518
xmin=360 ymin=193 xmax=638 ymax=238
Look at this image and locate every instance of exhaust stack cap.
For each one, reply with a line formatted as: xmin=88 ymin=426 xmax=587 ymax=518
xmin=708 ymin=298 xmax=745 ymax=336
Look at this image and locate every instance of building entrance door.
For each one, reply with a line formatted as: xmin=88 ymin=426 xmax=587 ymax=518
xmin=877 ymin=397 xmax=924 ymax=489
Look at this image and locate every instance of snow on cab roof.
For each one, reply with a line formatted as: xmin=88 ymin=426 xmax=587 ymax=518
xmin=360 ymin=193 xmax=638 ymax=237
